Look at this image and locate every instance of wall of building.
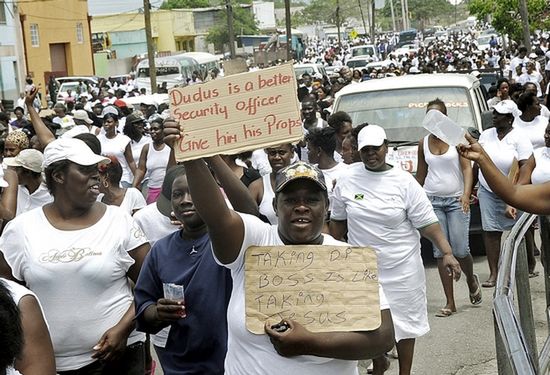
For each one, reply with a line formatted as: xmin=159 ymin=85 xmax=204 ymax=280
xmin=18 ymin=0 xmax=94 ymax=95
xmin=0 ymin=1 xmax=26 ymax=104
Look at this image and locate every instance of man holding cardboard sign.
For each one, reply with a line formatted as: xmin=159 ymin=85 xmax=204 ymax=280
xmin=171 ymin=140 xmax=394 ymax=375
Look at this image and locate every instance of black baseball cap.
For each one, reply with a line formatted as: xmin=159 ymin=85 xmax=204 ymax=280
xmin=275 ymin=162 xmax=327 ymax=193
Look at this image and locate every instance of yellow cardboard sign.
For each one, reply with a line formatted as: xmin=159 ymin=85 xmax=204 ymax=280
xmin=244 ymin=245 xmax=381 ymax=334
xmin=169 ymin=63 xmax=303 ymax=161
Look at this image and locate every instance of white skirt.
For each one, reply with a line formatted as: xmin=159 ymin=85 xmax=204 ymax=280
xmin=384 ymin=282 xmax=430 ymax=342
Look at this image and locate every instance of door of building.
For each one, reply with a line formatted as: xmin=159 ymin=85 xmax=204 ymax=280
xmin=49 ymin=43 xmax=67 ymax=76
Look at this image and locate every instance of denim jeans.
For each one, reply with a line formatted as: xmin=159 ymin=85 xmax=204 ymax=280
xmin=428 ymin=195 xmax=471 ymax=258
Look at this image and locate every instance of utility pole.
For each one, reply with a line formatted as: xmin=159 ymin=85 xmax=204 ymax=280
xmin=284 ymin=0 xmax=292 ymax=60
xmin=518 ymin=0 xmax=531 ymax=52
xmin=370 ymin=0 xmax=375 ymax=45
xmin=358 ymin=0 xmax=368 ymax=39
xmin=400 ymin=0 xmax=407 ymax=31
xmin=336 ymin=0 xmax=341 ymax=48
xmin=389 ymin=0 xmax=396 ymax=32
xmin=403 ymin=0 xmax=409 ymax=30
xmin=225 ymin=0 xmax=236 ymax=58
xmin=143 ymin=0 xmax=157 ymax=94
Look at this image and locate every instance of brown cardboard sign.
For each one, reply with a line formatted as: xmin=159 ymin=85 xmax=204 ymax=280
xmin=169 ymin=63 xmax=302 ymax=161
xmin=244 ymin=245 xmax=381 ymax=334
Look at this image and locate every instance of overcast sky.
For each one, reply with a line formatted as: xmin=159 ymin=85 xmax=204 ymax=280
xmin=88 ymin=0 xmax=164 ymax=16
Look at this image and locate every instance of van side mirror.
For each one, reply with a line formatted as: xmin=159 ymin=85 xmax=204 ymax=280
xmin=481 ymin=110 xmax=493 ymax=130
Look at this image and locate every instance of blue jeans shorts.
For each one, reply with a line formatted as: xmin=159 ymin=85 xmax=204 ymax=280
xmin=428 ymin=195 xmax=471 ymax=259
xmin=478 ymin=185 xmax=519 ymax=232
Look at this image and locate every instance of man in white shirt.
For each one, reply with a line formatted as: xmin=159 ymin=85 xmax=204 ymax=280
xmin=3 ymin=149 xmax=53 ymax=216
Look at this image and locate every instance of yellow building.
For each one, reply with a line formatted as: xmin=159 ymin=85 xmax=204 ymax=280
xmin=18 ymin=0 xmax=94 ymax=94
xmin=91 ymin=9 xmax=196 ymax=58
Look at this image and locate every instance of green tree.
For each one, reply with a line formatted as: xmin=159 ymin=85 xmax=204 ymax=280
xmin=469 ymin=0 xmax=550 ymax=44
xmin=291 ymin=0 xmax=357 ymax=26
xmin=381 ymin=0 xmax=454 ymax=29
xmin=206 ymin=2 xmax=259 ymax=52
xmin=160 ymin=0 xmax=211 ymax=8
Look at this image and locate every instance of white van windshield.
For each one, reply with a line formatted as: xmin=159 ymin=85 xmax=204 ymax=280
xmin=352 ymin=46 xmax=375 ymax=57
xmin=336 ymin=87 xmax=475 ymax=141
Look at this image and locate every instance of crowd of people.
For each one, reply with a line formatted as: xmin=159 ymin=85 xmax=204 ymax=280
xmin=0 ymin=23 xmax=549 ymax=375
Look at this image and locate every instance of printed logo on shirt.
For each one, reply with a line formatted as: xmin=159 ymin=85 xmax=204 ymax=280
xmin=39 ymin=247 xmax=102 ymax=263
xmin=354 ymin=193 xmax=364 ymax=200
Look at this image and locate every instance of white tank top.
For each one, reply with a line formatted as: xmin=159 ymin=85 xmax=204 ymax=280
xmin=146 ymin=143 xmax=171 ymax=188
xmin=258 ymin=174 xmax=277 ymax=224
xmin=422 ymin=136 xmax=464 ymax=197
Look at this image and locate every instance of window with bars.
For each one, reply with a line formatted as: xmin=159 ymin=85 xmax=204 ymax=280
xmin=76 ymin=22 xmax=84 ymax=44
xmin=30 ymin=24 xmax=39 ymax=47
xmin=0 ymin=2 xmax=6 ymax=24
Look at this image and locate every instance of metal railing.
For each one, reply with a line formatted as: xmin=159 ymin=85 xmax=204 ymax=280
xmin=494 ymin=213 xmax=550 ymax=374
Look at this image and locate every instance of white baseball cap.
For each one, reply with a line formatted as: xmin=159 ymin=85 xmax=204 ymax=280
xmin=493 ymin=100 xmax=518 ymax=115
xmin=3 ymin=149 xmax=44 ymax=173
xmin=358 ymin=125 xmax=387 ymax=149
xmin=73 ymin=109 xmax=93 ymax=124
xmin=43 ymin=138 xmax=110 ymax=168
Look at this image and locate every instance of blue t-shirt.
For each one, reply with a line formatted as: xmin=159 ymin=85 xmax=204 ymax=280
xmin=134 ymin=231 xmax=232 ymax=374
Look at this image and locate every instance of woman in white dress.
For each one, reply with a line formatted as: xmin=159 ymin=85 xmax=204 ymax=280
xmin=330 ymin=125 xmax=461 ymax=375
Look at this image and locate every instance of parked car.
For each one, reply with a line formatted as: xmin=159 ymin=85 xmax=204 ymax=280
xmin=56 ymin=81 xmax=91 ymax=103
xmin=293 ymin=63 xmax=328 ymax=81
xmin=333 ymin=73 xmax=493 ymax=255
xmin=55 ymin=76 xmax=98 ymax=87
xmin=345 ymin=56 xmax=374 ymax=69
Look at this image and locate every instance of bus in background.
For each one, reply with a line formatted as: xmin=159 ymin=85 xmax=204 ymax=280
xmin=136 ymin=52 xmax=220 ymax=94
xmin=397 ymin=29 xmax=418 ymax=47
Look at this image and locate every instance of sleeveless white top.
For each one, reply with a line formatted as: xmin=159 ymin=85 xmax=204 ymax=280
xmin=422 ymin=136 xmax=464 ymax=197
xmin=146 ymin=144 xmax=171 ymax=188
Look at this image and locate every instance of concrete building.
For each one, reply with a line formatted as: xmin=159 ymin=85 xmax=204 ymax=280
xmin=17 ymin=0 xmax=95 ymax=99
xmin=0 ymin=1 xmax=27 ymax=106
xmin=91 ymin=9 xmax=196 ymax=59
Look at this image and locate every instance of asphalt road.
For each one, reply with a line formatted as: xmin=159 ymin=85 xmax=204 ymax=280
xmin=359 ymin=253 xmax=548 ymax=375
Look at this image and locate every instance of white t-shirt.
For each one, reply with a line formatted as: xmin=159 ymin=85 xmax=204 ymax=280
xmin=98 ymin=187 xmax=146 ymax=215
xmin=97 ymin=133 xmax=133 ymax=184
xmin=133 ymin=202 xmax=178 ymax=247
xmin=517 ymin=71 xmax=543 ymax=96
xmin=532 ymin=147 xmax=550 ymax=184
xmin=0 ymin=205 xmax=148 ymax=371
xmin=422 ymin=136 xmax=464 ymax=197
xmin=512 ymin=115 xmax=547 ymax=150
xmin=319 ymin=162 xmax=349 ymax=211
xmin=217 ymin=213 xmax=389 ymax=375
xmin=258 ymin=174 xmax=277 ymax=225
xmin=331 ymin=163 xmax=437 ymax=287
xmin=478 ymin=127 xmax=533 ymax=192
xmin=16 ymin=183 xmax=53 ymax=216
